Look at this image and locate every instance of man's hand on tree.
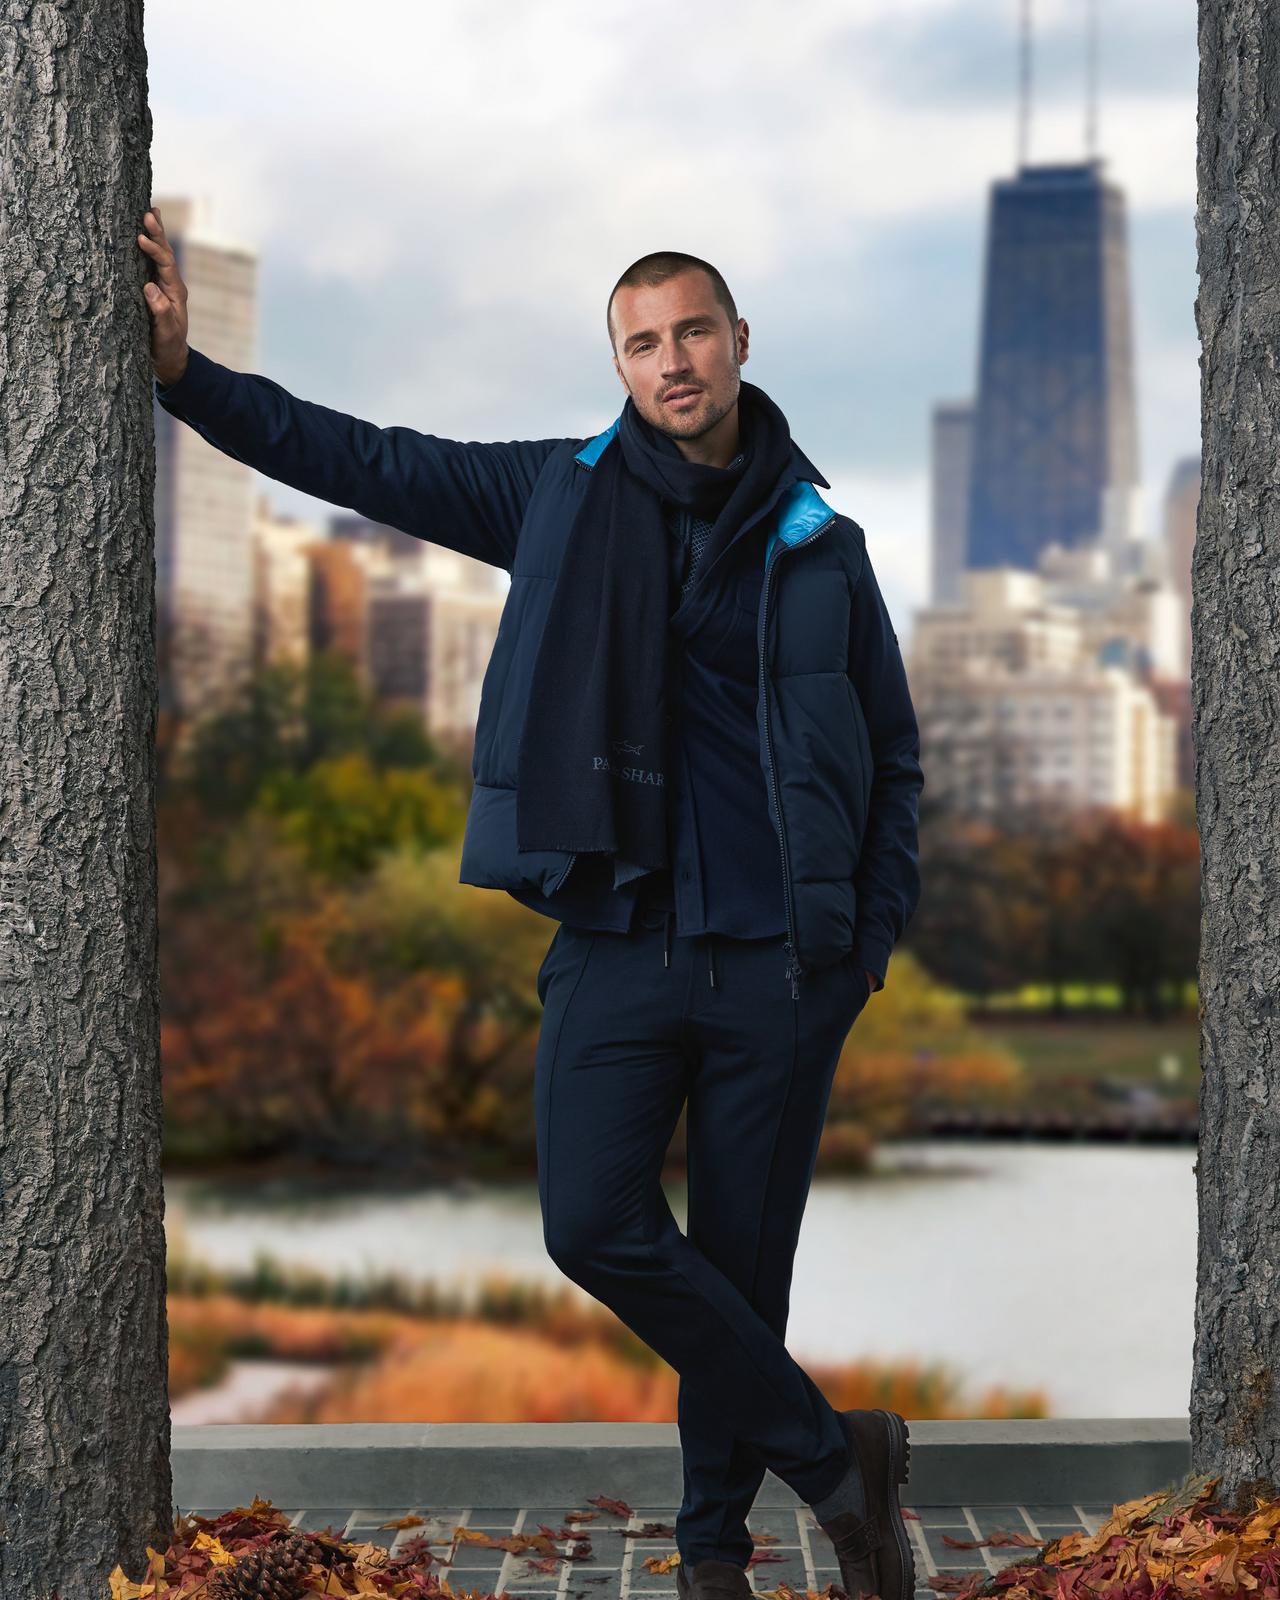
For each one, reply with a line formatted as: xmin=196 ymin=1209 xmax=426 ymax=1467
xmin=137 ymin=205 xmax=190 ymax=387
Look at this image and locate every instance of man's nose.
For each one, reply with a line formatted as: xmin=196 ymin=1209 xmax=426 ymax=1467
xmin=659 ymin=343 xmax=693 ymax=377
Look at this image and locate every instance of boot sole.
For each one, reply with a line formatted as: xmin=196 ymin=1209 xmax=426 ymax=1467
xmin=873 ymin=1408 xmax=915 ymax=1600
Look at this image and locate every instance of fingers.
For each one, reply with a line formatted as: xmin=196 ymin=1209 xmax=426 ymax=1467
xmin=144 ymin=279 xmax=179 ymax=324
xmin=137 ymin=206 xmax=186 ymax=300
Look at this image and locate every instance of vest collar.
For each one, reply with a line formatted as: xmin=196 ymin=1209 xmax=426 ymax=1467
xmin=573 ymin=422 xmax=835 ymax=555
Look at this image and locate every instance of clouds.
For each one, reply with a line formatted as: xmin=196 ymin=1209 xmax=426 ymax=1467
xmin=849 ymin=0 xmax=1196 ymax=112
xmin=146 ymin=0 xmax=1199 ymax=639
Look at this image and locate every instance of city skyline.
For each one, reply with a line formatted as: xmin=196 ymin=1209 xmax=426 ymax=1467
xmin=145 ymin=0 xmax=1199 ymax=642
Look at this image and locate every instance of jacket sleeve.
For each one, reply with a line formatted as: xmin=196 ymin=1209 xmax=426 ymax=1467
xmin=153 ymin=346 xmax=567 ymax=572
xmin=846 ymin=534 xmax=925 ymax=991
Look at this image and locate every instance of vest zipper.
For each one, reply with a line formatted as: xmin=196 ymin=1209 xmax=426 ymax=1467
xmin=758 ymin=512 xmax=839 ymax=997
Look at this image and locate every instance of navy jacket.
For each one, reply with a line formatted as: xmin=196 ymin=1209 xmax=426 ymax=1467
xmin=644 ymin=497 xmax=788 ymax=942
xmin=154 ymin=348 xmax=924 ymax=996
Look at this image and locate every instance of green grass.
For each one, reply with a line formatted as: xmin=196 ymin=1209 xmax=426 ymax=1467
xmin=978 ymin=979 xmax=1198 ymax=1012
xmin=971 ymin=1016 xmax=1200 ymax=1112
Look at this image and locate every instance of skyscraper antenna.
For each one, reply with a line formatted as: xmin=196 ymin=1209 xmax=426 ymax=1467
xmin=1017 ymin=0 xmax=1032 ymax=169
xmin=1084 ymin=0 xmax=1099 ymax=159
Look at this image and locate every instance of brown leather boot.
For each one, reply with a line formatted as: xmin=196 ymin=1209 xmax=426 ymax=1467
xmin=676 ymin=1556 xmax=753 ymax=1600
xmin=812 ymin=1408 xmax=914 ymax=1600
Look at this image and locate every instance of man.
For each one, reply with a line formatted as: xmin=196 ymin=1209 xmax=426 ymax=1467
xmin=139 ymin=207 xmax=923 ymax=1600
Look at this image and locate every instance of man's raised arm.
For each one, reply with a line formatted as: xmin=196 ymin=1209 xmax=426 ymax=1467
xmin=139 ymin=206 xmax=563 ymax=572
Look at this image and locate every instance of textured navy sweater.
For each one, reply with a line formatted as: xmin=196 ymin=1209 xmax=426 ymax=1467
xmin=628 ymin=494 xmax=787 ymax=938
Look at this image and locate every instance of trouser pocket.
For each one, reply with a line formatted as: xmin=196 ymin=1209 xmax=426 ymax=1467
xmin=838 ymin=953 xmax=872 ymax=1014
xmin=536 ymin=925 xmax=564 ymax=1007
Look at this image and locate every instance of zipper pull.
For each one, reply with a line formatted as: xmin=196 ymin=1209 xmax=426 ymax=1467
xmin=782 ymin=941 xmax=802 ymax=999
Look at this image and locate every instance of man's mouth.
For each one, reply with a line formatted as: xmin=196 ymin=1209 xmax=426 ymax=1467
xmin=663 ymin=387 xmax=702 ymax=409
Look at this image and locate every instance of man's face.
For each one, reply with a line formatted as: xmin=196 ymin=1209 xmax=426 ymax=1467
xmin=611 ymin=269 xmax=749 ymax=442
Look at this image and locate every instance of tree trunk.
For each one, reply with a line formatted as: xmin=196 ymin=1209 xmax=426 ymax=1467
xmin=0 ymin=3 xmax=171 ymax=1594
xmin=1192 ymin=0 xmax=1280 ymax=1510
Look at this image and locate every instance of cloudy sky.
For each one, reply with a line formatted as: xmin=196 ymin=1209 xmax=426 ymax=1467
xmin=147 ymin=0 xmax=1199 ymax=639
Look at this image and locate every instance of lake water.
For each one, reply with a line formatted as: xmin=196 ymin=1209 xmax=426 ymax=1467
xmin=164 ymin=1140 xmax=1196 ymax=1419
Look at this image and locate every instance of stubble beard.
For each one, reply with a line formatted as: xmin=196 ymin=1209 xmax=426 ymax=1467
xmin=639 ymin=358 xmax=741 ymax=444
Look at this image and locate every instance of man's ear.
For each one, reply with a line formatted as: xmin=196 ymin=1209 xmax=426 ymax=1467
xmin=737 ymin=318 xmax=750 ymax=366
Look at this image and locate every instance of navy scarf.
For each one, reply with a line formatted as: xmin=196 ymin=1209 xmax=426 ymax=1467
xmin=515 ymin=380 xmax=799 ymax=887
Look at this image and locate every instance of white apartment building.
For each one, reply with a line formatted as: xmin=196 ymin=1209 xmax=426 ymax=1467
xmin=252 ymin=495 xmax=323 ymax=668
xmin=910 ymin=567 xmax=1180 ymax=822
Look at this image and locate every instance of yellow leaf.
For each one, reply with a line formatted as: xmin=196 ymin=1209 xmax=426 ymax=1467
xmin=352 ymin=1540 xmax=391 ymax=1573
xmin=193 ymin=1530 xmax=236 ymax=1565
xmin=1242 ymin=1504 xmax=1280 ymax=1543
xmin=1113 ymin=1491 xmax=1177 ymax=1532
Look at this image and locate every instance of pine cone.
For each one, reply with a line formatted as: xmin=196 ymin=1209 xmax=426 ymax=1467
xmin=207 ymin=1530 xmax=320 ymax=1599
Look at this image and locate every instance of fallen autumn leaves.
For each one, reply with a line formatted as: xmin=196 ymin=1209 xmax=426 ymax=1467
xmin=100 ymin=1468 xmax=1280 ymax=1600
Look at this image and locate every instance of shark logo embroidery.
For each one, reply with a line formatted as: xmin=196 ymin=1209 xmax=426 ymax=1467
xmin=593 ymin=737 xmax=664 ymax=785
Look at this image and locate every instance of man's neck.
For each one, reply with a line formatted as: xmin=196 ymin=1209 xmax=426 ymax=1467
xmin=673 ymin=401 xmax=741 ymax=469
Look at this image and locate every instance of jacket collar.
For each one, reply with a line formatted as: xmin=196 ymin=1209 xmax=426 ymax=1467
xmin=574 ymin=419 xmax=619 ymax=468
xmin=575 ymin=421 xmax=826 ymax=483
xmin=574 ymin=423 xmax=833 ymax=552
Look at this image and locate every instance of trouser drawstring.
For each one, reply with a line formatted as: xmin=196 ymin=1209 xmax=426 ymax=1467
xmin=707 ymin=934 xmax=717 ymax=989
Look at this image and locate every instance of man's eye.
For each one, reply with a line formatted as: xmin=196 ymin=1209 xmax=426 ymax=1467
xmin=685 ymin=328 xmax=706 ymax=336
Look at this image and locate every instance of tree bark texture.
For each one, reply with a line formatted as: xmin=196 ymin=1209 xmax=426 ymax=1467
xmin=0 ymin=2 xmax=171 ymax=1595
xmin=1192 ymin=0 xmax=1280 ymax=1510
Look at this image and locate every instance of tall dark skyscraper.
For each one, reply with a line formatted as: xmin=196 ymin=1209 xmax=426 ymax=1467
xmin=965 ymin=159 xmax=1139 ymax=571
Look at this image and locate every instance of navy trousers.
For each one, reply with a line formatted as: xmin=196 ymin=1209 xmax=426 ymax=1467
xmin=533 ymin=907 xmax=873 ymax=1568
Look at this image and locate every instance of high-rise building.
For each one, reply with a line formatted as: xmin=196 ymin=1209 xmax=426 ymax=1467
xmin=330 ymin=514 xmax=504 ymax=597
xmin=366 ymin=569 xmax=505 ymax=749
xmin=909 ymin=569 xmax=1179 ymax=823
xmin=308 ymin=541 xmax=374 ymax=679
xmin=1163 ymin=454 xmax=1200 ymax=681
xmin=252 ymin=493 xmax=323 ymax=668
xmin=331 ymin=513 xmax=429 ymax=568
xmin=915 ymin=658 xmax=1176 ymax=824
xmin=930 ymin=400 xmax=974 ymax=605
xmin=303 ymin=532 xmax=505 ymax=750
xmin=151 ymin=196 xmax=258 ymax=723
xmin=965 ymin=160 xmax=1139 ymax=572
xmin=423 ymin=587 xmax=506 ymax=745
xmin=1037 ymin=537 xmax=1185 ymax=681
xmin=369 ymin=591 xmax=431 ymax=709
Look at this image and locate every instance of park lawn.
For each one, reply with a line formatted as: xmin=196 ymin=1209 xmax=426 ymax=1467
xmin=973 ymin=1014 xmax=1200 ymax=1094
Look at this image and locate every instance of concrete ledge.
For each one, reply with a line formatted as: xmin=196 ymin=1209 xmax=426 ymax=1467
xmin=172 ymin=1419 xmax=1192 ymax=1511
